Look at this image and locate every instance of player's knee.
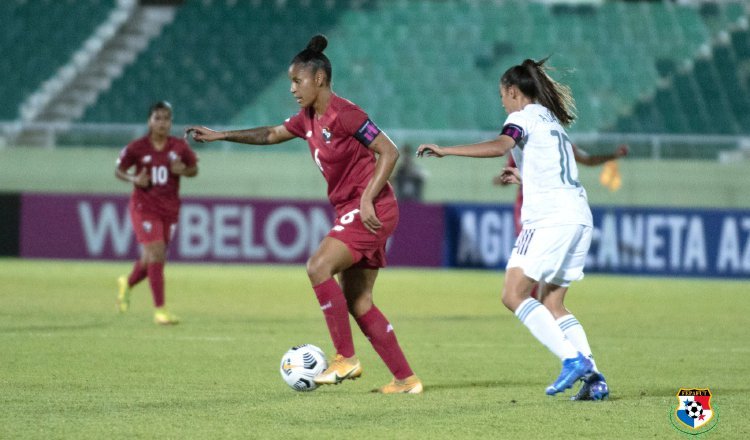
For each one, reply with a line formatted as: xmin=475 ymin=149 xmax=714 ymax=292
xmin=305 ymin=255 xmax=329 ymax=285
xmin=349 ymin=294 xmax=373 ymax=317
xmin=500 ymin=288 xmax=520 ymax=311
xmin=144 ymin=243 xmax=166 ymax=263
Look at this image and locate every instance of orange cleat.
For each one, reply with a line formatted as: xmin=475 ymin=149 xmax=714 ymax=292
xmin=373 ymin=375 xmax=423 ymax=394
xmin=313 ymin=354 xmax=362 ymax=385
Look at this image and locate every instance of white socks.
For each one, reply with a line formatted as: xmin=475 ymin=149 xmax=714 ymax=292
xmin=556 ymin=314 xmax=599 ymax=372
xmin=515 ymin=298 xmax=579 ymax=361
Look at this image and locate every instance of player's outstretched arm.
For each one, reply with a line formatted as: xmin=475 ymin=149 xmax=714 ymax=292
xmin=417 ymin=135 xmax=515 ymax=159
xmin=185 ymin=124 xmax=295 ymax=145
xmin=573 ymin=144 xmax=629 ymax=167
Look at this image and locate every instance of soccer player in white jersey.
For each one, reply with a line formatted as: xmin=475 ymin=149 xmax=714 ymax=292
xmin=417 ymin=57 xmax=607 ymax=399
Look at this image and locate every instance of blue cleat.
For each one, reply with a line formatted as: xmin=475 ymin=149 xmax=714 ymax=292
xmin=571 ymin=372 xmax=609 ymax=401
xmin=545 ymin=353 xmax=593 ymax=396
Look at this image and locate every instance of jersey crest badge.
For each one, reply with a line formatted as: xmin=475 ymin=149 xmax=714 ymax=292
xmin=142 ymin=221 xmax=152 ymax=234
xmin=670 ymin=388 xmax=718 ymax=434
xmin=322 ymin=127 xmax=332 ymax=143
xmin=142 ymin=155 xmax=152 ymax=164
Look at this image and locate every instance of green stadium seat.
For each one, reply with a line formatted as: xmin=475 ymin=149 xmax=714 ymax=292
xmin=31 ymin=0 xmax=739 ymax=137
xmin=0 ymin=0 xmax=114 ymax=120
xmin=654 ymin=84 xmax=689 ymax=133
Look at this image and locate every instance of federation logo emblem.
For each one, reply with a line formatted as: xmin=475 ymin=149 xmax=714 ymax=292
xmin=670 ymin=388 xmax=718 ymax=434
xmin=322 ymin=127 xmax=332 ymax=143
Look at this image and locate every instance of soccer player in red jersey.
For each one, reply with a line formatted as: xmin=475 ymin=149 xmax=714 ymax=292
xmin=494 ymin=144 xmax=628 ymax=301
xmin=115 ymin=101 xmax=198 ymax=325
xmin=186 ymin=35 xmax=422 ymax=394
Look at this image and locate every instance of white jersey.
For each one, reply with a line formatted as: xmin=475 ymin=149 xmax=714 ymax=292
xmin=503 ymin=103 xmax=593 ymax=229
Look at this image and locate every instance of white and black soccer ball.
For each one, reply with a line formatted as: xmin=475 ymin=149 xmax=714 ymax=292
xmin=685 ymin=401 xmax=704 ymax=419
xmin=279 ymin=344 xmax=328 ymax=391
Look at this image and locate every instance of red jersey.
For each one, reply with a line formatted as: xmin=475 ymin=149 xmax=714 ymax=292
xmin=283 ymin=94 xmax=395 ymax=214
xmin=117 ymin=135 xmax=198 ymax=219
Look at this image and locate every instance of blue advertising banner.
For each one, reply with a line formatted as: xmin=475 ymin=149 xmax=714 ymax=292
xmin=444 ymin=203 xmax=750 ymax=279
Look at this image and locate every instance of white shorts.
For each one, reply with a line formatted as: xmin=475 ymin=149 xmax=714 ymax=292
xmin=506 ymin=225 xmax=592 ymax=287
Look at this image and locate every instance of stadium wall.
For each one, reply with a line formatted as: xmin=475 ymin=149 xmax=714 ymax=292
xmin=1 ymin=147 xmax=749 ymax=208
xmin=12 ymin=192 xmax=750 ymax=279
xmin=0 ymin=193 xmax=20 ymax=256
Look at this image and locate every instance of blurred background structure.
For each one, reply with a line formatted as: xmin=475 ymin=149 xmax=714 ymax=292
xmin=1 ymin=0 xmax=749 ymax=206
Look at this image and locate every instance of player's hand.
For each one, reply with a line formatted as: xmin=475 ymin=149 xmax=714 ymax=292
xmin=170 ymin=159 xmax=186 ymax=175
xmin=185 ymin=126 xmax=223 ymax=143
xmin=359 ymin=200 xmax=381 ymax=234
xmin=133 ymin=167 xmax=150 ymax=188
xmin=493 ymin=171 xmax=510 ymax=186
xmin=615 ymin=144 xmax=629 ymax=158
xmin=416 ymin=144 xmax=445 ymax=158
xmin=499 ymin=167 xmax=521 ymax=185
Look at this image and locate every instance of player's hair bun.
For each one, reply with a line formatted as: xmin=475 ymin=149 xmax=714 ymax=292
xmin=307 ymin=34 xmax=328 ymax=53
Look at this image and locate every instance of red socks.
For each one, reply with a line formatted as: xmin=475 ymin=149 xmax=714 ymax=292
xmin=127 ymin=260 xmax=166 ymax=308
xmin=313 ymin=279 xmax=415 ymax=379
xmin=147 ymin=262 xmax=165 ymax=308
xmin=127 ymin=260 xmax=148 ymax=287
xmin=356 ymin=306 xmax=414 ymax=380
xmin=313 ymin=278 xmax=355 ymax=358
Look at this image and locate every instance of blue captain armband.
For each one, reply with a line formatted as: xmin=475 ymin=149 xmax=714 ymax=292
xmin=500 ymin=123 xmax=524 ymax=144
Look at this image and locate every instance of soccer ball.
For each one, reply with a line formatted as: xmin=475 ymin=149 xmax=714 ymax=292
xmin=279 ymin=344 xmax=328 ymax=391
xmin=685 ymin=400 xmax=703 ymax=419
xmin=588 ymin=380 xmax=609 ymax=400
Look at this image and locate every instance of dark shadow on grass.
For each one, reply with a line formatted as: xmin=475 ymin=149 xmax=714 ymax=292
xmin=122 ymin=397 xmax=248 ymax=411
xmin=426 ymin=379 xmax=625 ymax=402
xmin=426 ymin=379 xmax=537 ymax=391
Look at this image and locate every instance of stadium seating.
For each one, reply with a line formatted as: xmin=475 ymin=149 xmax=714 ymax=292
xmin=230 ymin=0 xmax=746 ymax=134
xmin=0 ymin=0 xmax=114 ymax=120
xmin=609 ymin=3 xmax=749 ymax=134
xmin=4 ymin=0 xmax=748 ymax=136
xmin=82 ymin=0 xmax=345 ymax=124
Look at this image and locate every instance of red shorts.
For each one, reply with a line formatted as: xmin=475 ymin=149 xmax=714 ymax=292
xmin=328 ymin=197 xmax=399 ymax=269
xmin=130 ymin=209 xmax=177 ymax=245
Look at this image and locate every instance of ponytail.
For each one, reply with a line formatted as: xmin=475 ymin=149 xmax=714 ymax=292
xmin=291 ymin=34 xmax=332 ymax=84
xmin=501 ymin=57 xmax=576 ymax=126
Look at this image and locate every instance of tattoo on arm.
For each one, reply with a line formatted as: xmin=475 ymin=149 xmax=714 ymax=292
xmin=223 ymin=127 xmax=271 ymax=145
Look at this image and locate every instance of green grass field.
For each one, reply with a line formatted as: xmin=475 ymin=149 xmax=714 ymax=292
xmin=1 ymin=259 xmax=746 ymax=439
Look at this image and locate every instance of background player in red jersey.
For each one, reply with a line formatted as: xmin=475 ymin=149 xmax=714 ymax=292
xmin=186 ymin=35 xmax=422 ymax=394
xmin=116 ymin=101 xmax=198 ymax=325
